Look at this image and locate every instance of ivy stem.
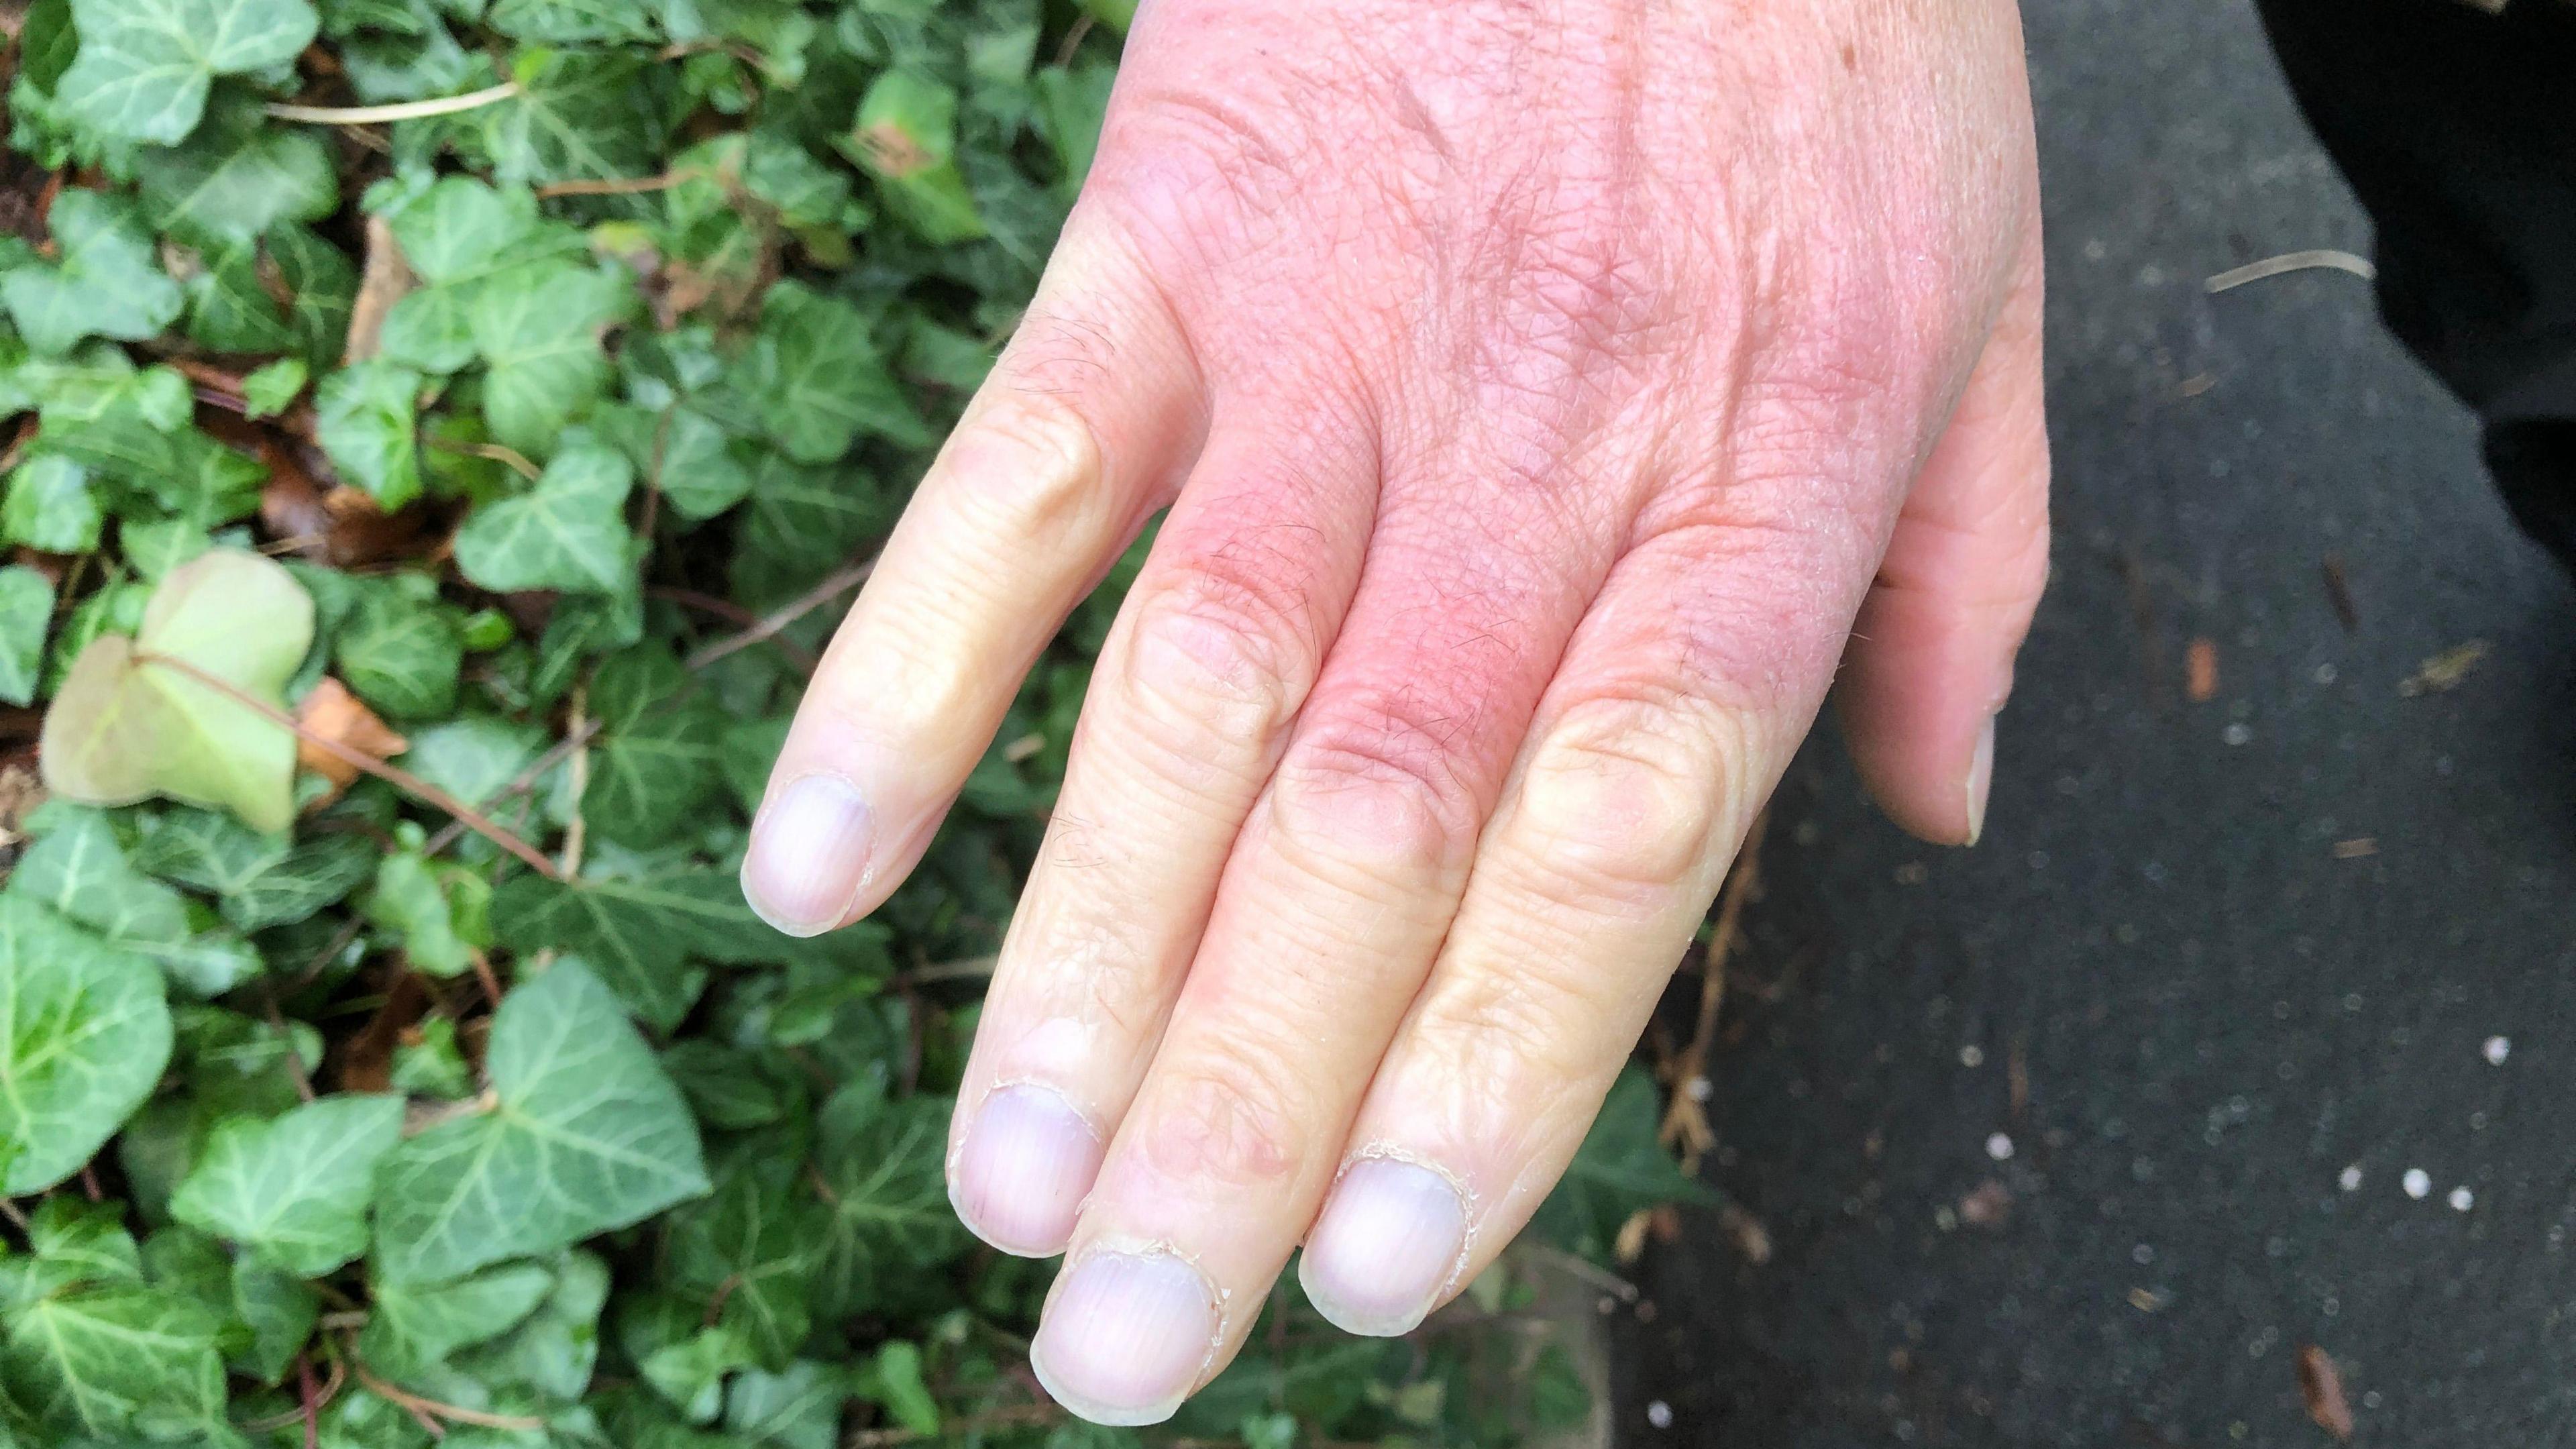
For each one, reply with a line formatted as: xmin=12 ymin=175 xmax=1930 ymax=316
xmin=683 ymin=553 xmax=878 ymax=672
xmin=339 ymin=1333 xmax=547 ymax=1434
xmin=265 ymin=83 xmax=521 ymax=126
xmin=419 ymin=716 xmax=604 ymax=861
xmin=132 ymin=651 xmax=564 ymax=881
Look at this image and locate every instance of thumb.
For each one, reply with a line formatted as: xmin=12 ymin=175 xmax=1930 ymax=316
xmin=1837 ymin=230 xmax=2050 ymax=846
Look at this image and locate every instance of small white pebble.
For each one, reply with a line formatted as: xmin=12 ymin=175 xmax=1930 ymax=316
xmin=2338 ymin=1165 xmax=2363 ymax=1192
xmin=1960 ymin=1044 xmax=1985 ymax=1067
xmin=2402 ymin=1168 xmax=2431 ymax=1199
xmin=1646 ymin=1401 xmax=1674 ymax=1430
xmin=2449 ymin=1186 xmax=2474 ymax=1212
xmin=1986 ymin=1132 xmax=2015 ymax=1161
xmin=2222 ymin=722 xmax=2253 ymax=746
xmin=1685 ymin=1076 xmax=1713 ymax=1102
xmin=2485 ymin=1035 xmax=2511 ymax=1066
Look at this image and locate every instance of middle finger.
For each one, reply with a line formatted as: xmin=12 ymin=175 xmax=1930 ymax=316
xmin=1024 ymin=473 xmax=1621 ymax=1426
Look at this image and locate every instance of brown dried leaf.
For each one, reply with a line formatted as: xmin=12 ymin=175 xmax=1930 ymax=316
xmin=0 ymin=761 xmax=44 ymax=849
xmin=258 ymin=440 xmax=425 ymax=566
xmin=343 ymin=214 xmax=415 ymax=366
xmin=2298 ymin=1344 xmax=2355 ymax=1442
xmin=295 ymin=678 xmax=409 ymax=792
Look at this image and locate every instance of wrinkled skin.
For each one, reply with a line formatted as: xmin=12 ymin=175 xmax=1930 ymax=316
xmin=746 ymin=0 xmax=2047 ymax=1426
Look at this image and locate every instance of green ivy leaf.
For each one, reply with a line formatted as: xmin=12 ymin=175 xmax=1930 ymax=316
xmin=486 ymin=861 xmax=839 ymax=1030
xmin=229 ymin=1255 xmax=319 ymax=1386
xmin=338 ymin=584 xmax=464 ymax=719
xmin=452 ymin=442 xmax=637 ymax=596
xmin=848 ymin=70 xmax=985 ymax=245
xmin=810 ymin=1077 xmax=961 ymax=1320
xmin=0 ymin=191 xmax=182 ymax=356
xmin=663 ymin=1159 xmax=828 ymax=1371
xmin=0 ymin=1280 xmax=227 ymax=1440
xmin=470 ymin=261 xmax=634 ymax=458
xmin=130 ymin=806 xmax=378 ymax=931
xmin=1527 ymin=1067 xmax=1713 ymax=1263
xmin=376 ymin=176 xmax=580 ymax=376
xmin=482 ymin=48 xmax=666 ymax=193
xmin=584 ymin=647 xmax=723 ymax=848
xmin=1 ymin=454 xmax=103 ymax=553
xmin=315 ymin=362 xmax=427 ymax=510
xmin=737 ymin=280 xmax=928 ymax=463
xmin=0 ymin=897 xmax=172 ymax=1195
xmin=7 ymin=803 xmax=264 ymax=996
xmin=373 ymin=961 xmax=710 ymax=1282
xmin=449 ymin=1250 xmax=610 ymax=1402
xmin=489 ymin=0 xmax=658 ymax=44
xmin=365 ymin=849 xmax=476 ymax=977
xmin=725 ymin=1360 xmax=847 ymax=1449
xmin=168 ymin=1095 xmax=399 ymax=1280
xmin=56 ymin=0 xmax=321 ymax=144
xmin=241 ymin=358 xmax=309 ymax=418
xmin=0 ymin=565 xmax=56 ymax=706
xmin=359 ymin=1258 xmax=554 ymax=1386
xmin=134 ymin=93 xmax=338 ymax=248
xmin=39 ymin=549 xmax=315 ymax=832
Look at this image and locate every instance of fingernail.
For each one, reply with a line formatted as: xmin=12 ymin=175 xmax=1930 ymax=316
xmin=1030 ymin=1250 xmax=1216 ymax=1426
xmin=1964 ymin=716 xmax=1996 ymax=847
xmin=1299 ymin=1157 xmax=1466 ymax=1336
xmin=741 ymin=773 xmax=873 ymax=935
xmin=950 ymin=1084 xmax=1104 ymax=1256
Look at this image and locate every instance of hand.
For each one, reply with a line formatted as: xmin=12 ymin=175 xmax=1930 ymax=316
xmin=744 ymin=0 xmax=2047 ymax=1426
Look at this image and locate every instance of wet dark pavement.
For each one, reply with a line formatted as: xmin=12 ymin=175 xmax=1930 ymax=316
xmin=1613 ymin=3 xmax=2576 ymax=1444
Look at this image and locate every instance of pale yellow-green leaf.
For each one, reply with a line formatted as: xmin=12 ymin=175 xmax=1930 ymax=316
xmin=38 ymin=550 xmax=315 ymax=832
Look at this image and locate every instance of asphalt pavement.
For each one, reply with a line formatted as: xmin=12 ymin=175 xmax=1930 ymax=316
xmin=1611 ymin=3 xmax=2576 ymax=1444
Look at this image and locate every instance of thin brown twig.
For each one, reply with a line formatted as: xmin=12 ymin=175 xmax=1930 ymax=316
xmin=425 ymin=435 xmax=542 ymax=480
xmin=135 ymin=652 xmax=561 ymax=879
xmin=0 ymin=1197 xmax=29 ymax=1232
xmin=535 ymin=168 xmax=704 ymax=199
xmin=420 ymin=716 xmax=605 ymax=861
xmin=466 ymin=948 xmax=505 ymax=1012
xmin=343 ymin=1336 xmax=547 ymax=1433
xmin=78 ymin=1164 xmax=101 ymax=1201
xmin=648 ymin=587 xmax=820 ymax=674
xmin=1053 ymin=13 xmax=1096 ymax=66
xmin=265 ymin=986 xmax=319 ymax=1103
xmin=237 ymin=1352 xmax=345 ymax=1437
xmin=685 ymin=555 xmax=877 ymax=672
xmin=1660 ymin=811 xmax=1766 ymax=1169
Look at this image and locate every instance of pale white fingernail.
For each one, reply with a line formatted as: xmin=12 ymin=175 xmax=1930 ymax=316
xmin=950 ymin=1084 xmax=1103 ymax=1256
xmin=1964 ymin=716 xmax=1996 ymax=847
xmin=1299 ymin=1157 xmax=1465 ymax=1336
xmin=741 ymin=773 xmax=873 ymax=935
xmin=1030 ymin=1250 xmax=1214 ymax=1426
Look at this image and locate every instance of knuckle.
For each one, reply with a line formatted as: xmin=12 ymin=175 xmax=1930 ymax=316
xmin=940 ymin=392 xmax=1118 ymax=552
xmin=812 ymin=616 xmax=975 ymax=744
xmin=1510 ymin=686 xmax=1738 ymax=904
xmin=1140 ymin=1045 xmax=1311 ymax=1191
xmin=1407 ymin=949 xmax=1605 ymax=1098
xmin=1269 ymin=694 xmax=1486 ymax=885
xmin=1115 ymin=560 xmax=1313 ymax=769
